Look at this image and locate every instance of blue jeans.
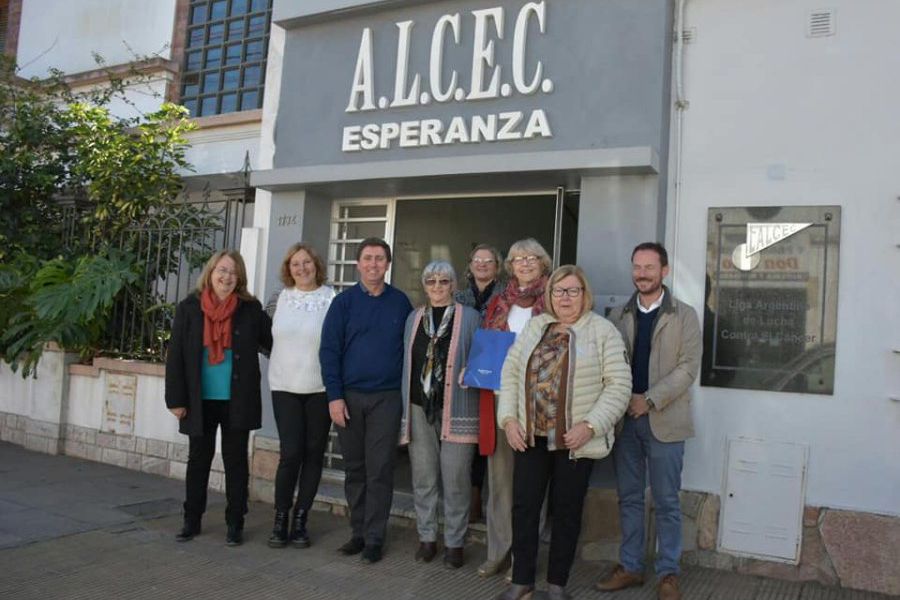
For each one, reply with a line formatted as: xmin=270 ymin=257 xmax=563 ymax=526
xmin=613 ymin=415 xmax=685 ymax=576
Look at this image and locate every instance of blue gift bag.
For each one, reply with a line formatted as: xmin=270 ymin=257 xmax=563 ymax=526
xmin=463 ymin=329 xmax=517 ymax=390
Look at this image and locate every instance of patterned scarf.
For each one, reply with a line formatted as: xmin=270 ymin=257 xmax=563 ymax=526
xmin=420 ymin=304 xmax=455 ymax=424
xmin=526 ymin=328 xmax=570 ymax=450
xmin=483 ymin=276 xmax=548 ymax=331
xmin=200 ymin=287 xmax=238 ymax=365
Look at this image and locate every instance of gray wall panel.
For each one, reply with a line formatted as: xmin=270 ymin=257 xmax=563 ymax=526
xmin=577 ymin=174 xmax=660 ymax=298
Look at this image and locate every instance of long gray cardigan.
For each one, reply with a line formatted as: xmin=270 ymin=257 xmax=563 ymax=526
xmin=399 ymin=303 xmax=481 ymax=445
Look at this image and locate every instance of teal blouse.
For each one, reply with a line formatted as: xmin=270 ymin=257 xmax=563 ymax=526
xmin=201 ymin=348 xmax=233 ymax=400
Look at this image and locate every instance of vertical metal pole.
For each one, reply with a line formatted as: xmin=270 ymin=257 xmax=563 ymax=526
xmin=553 ymin=186 xmax=565 ymax=269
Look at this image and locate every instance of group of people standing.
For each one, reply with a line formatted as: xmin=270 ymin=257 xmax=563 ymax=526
xmin=164 ymin=236 xmax=700 ymax=600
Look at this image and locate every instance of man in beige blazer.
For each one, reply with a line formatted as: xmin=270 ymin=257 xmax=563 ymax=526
xmin=596 ymin=242 xmax=701 ymax=600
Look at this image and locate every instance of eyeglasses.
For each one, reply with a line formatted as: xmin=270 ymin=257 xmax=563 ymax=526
xmin=424 ymin=279 xmax=452 ymax=287
xmin=510 ymin=255 xmax=539 ymax=265
xmin=214 ymin=267 xmax=237 ymax=277
xmin=471 ymin=257 xmax=496 ymax=265
xmin=551 ymin=287 xmax=584 ymax=298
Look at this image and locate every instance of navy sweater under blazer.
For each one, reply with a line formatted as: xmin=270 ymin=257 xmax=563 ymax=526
xmin=319 ymin=283 xmax=413 ymax=401
xmin=165 ymin=293 xmax=273 ymax=437
xmin=630 ymin=307 xmax=659 ymax=394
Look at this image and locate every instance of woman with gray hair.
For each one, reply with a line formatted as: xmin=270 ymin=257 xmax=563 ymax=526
xmin=399 ymin=260 xmax=481 ymax=569
xmin=478 ymin=238 xmax=552 ymax=579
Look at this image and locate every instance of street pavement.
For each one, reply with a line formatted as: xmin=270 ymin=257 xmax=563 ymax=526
xmin=0 ymin=442 xmax=892 ymax=600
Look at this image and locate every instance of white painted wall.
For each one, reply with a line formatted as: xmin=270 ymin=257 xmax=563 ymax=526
xmin=0 ymin=351 xmax=69 ymax=425
xmin=16 ymin=0 xmax=176 ymax=78
xmin=65 ymin=373 xmax=103 ymax=430
xmin=184 ymin=122 xmax=263 ymax=176
xmin=131 ymin=374 xmax=181 ymax=443
xmin=671 ymin=0 xmax=900 ymax=516
xmin=67 ymin=77 xmax=172 ymax=122
xmin=245 ymin=22 xmax=286 ymax=298
xmin=64 ymin=372 xmax=181 ymax=444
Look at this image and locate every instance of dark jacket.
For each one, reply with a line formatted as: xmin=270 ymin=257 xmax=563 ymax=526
xmin=165 ymin=293 xmax=273 ymax=436
xmin=454 ymin=279 xmax=502 ymax=321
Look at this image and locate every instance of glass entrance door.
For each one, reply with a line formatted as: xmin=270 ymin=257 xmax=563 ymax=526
xmin=324 ymin=191 xmax=579 ymax=486
xmin=391 ymin=192 xmax=579 ymax=306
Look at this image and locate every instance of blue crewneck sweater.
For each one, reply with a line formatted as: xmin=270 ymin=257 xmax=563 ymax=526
xmin=319 ymin=282 xmax=413 ymax=401
xmin=631 ymin=307 xmax=659 ymax=394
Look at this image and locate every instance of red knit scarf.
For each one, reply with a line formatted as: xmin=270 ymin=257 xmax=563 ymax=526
xmin=483 ymin=276 xmax=548 ymax=331
xmin=200 ymin=287 xmax=238 ymax=365
xmin=478 ymin=275 xmax=548 ymax=455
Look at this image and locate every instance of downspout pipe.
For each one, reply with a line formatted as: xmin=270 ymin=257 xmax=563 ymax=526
xmin=670 ymin=0 xmax=689 ymax=291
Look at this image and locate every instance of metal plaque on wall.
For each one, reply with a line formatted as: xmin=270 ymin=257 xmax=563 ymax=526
xmin=103 ymin=373 xmax=137 ymax=434
xmin=701 ymin=206 xmax=840 ymax=394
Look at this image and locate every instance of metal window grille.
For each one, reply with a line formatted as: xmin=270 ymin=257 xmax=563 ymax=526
xmin=60 ymin=175 xmax=254 ymax=362
xmin=181 ymin=0 xmax=272 ymax=117
xmin=321 ymin=201 xmax=393 ymax=474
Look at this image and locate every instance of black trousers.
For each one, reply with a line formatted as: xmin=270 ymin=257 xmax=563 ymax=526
xmin=272 ymin=390 xmax=331 ymax=512
xmin=511 ymin=437 xmax=594 ymax=587
xmin=335 ymin=389 xmax=402 ymax=546
xmin=471 ymin=452 xmax=487 ymax=489
xmin=184 ymin=400 xmax=250 ymax=526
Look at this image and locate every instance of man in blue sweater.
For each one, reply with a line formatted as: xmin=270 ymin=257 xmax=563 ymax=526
xmin=599 ymin=243 xmax=701 ymax=600
xmin=320 ymin=238 xmax=413 ymax=564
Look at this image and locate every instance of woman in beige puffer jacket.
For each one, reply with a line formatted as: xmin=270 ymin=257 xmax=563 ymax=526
xmin=494 ymin=265 xmax=631 ymax=600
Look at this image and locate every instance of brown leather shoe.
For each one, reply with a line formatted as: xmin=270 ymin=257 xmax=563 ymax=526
xmin=415 ymin=541 xmax=437 ymax=562
xmin=443 ymin=546 xmax=464 ymax=569
xmin=657 ymin=574 xmax=681 ymax=600
xmin=595 ymin=564 xmax=645 ymax=591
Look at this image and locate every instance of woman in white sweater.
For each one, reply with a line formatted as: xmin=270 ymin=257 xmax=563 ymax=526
xmin=266 ymin=243 xmax=335 ymax=548
xmin=494 ymin=265 xmax=632 ymax=600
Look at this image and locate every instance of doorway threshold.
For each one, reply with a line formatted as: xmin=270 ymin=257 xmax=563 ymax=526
xmin=313 ymin=477 xmax=488 ymax=542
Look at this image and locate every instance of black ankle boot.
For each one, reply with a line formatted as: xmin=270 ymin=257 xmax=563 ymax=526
xmin=226 ymin=523 xmax=243 ymax=546
xmin=289 ymin=509 xmax=310 ymax=548
xmin=175 ymin=516 xmax=201 ymax=542
xmin=267 ymin=510 xmax=289 ymax=548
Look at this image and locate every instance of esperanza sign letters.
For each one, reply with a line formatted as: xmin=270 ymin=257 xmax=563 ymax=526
xmin=341 ymin=1 xmax=554 ymax=152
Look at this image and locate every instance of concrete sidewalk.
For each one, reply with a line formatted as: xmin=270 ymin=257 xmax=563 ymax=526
xmin=0 ymin=442 xmax=892 ymax=600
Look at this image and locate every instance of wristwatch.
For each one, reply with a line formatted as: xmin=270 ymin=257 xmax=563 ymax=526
xmin=646 ymin=396 xmax=656 ymax=410
xmin=582 ymin=421 xmax=596 ymax=437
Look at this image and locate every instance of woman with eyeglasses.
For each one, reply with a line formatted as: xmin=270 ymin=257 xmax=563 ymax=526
xmin=455 ymin=243 xmax=504 ymax=319
xmin=264 ymin=243 xmax=335 ymax=549
xmin=454 ymin=243 xmax=503 ymax=522
xmin=165 ymin=250 xmax=272 ymax=546
xmin=478 ymin=238 xmax=552 ymax=580
xmin=399 ymin=260 xmax=481 ymax=568
xmin=494 ymin=265 xmax=631 ymax=600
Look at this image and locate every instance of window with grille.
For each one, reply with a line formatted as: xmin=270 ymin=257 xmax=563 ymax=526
xmin=181 ymin=0 xmax=272 ymax=118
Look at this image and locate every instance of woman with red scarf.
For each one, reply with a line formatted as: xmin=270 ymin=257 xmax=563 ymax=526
xmin=165 ymin=250 xmax=272 ymax=546
xmin=477 ymin=238 xmax=551 ymax=579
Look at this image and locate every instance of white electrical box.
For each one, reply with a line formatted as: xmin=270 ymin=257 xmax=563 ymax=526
xmin=719 ymin=437 xmax=808 ymax=564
